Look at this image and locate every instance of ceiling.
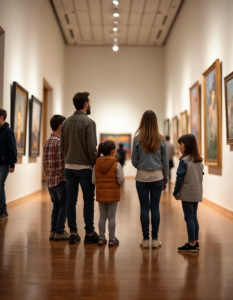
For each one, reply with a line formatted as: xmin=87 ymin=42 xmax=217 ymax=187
xmin=51 ymin=0 xmax=183 ymax=46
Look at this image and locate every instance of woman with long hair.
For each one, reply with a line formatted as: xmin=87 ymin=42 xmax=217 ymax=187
xmin=132 ymin=110 xmax=168 ymax=248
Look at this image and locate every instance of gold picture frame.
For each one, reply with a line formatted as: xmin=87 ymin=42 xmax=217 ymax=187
xmin=202 ymin=59 xmax=222 ymax=167
xmin=190 ymin=81 xmax=201 ymax=153
xmin=180 ymin=110 xmax=188 ymax=136
xmin=224 ymin=71 xmax=233 ymax=145
xmin=172 ymin=116 xmax=179 ymax=155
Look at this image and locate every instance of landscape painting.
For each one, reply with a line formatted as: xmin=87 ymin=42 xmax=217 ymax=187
xmin=100 ymin=134 xmax=132 ymax=158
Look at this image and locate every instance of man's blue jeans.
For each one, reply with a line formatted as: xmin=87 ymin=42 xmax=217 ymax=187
xmin=65 ymin=169 xmax=95 ymax=234
xmin=48 ymin=181 xmax=67 ymax=234
xmin=182 ymin=201 xmax=199 ymax=242
xmin=136 ymin=180 xmax=163 ymax=240
xmin=0 ymin=165 xmax=9 ymax=212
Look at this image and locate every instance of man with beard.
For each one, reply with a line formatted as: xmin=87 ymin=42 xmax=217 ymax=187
xmin=61 ymin=92 xmax=98 ymax=244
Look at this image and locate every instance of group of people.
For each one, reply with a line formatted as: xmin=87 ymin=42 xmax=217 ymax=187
xmin=0 ymin=92 xmax=204 ymax=253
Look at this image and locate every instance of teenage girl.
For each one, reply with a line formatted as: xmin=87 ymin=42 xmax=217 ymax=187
xmin=173 ymin=134 xmax=204 ymax=253
xmin=92 ymin=140 xmax=125 ymax=247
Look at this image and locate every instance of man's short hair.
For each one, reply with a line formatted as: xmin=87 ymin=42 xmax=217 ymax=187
xmin=0 ymin=109 xmax=7 ymax=121
xmin=165 ymin=136 xmax=170 ymax=141
xmin=73 ymin=92 xmax=90 ymax=110
xmin=50 ymin=115 xmax=66 ymax=131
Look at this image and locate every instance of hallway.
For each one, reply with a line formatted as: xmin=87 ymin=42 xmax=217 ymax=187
xmin=0 ymin=179 xmax=233 ymax=300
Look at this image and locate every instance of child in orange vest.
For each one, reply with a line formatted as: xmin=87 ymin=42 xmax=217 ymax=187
xmin=92 ymin=140 xmax=125 ymax=247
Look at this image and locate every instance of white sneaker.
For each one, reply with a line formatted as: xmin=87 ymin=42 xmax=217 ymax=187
xmin=54 ymin=230 xmax=70 ymax=241
xmin=152 ymin=239 xmax=162 ymax=248
xmin=140 ymin=239 xmax=150 ymax=248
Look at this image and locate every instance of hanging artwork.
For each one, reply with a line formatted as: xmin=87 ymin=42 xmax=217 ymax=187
xmin=11 ymin=82 xmax=28 ymax=156
xmin=224 ymin=72 xmax=233 ymax=145
xmin=164 ymin=119 xmax=170 ymax=137
xmin=180 ymin=110 xmax=188 ymax=136
xmin=29 ymin=96 xmax=42 ymax=157
xmin=100 ymin=133 xmax=132 ymax=158
xmin=190 ymin=81 xmax=201 ymax=153
xmin=202 ymin=59 xmax=222 ymax=167
xmin=172 ymin=116 xmax=179 ymax=154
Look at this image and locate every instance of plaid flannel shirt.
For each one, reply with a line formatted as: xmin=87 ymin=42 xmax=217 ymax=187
xmin=43 ymin=133 xmax=65 ymax=188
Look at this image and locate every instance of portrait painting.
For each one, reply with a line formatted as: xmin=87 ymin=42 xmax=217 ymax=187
xmin=224 ymin=72 xmax=233 ymax=145
xmin=180 ymin=110 xmax=188 ymax=136
xmin=11 ymin=82 xmax=28 ymax=156
xmin=190 ymin=81 xmax=201 ymax=153
xmin=164 ymin=119 xmax=169 ymax=137
xmin=172 ymin=116 xmax=179 ymax=154
xmin=100 ymin=133 xmax=132 ymax=158
xmin=203 ymin=59 xmax=222 ymax=167
xmin=29 ymin=96 xmax=42 ymax=156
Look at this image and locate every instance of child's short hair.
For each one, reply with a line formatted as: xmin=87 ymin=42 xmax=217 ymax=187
xmin=178 ymin=134 xmax=203 ymax=163
xmin=97 ymin=140 xmax=116 ymax=158
xmin=50 ymin=115 xmax=66 ymax=131
xmin=0 ymin=108 xmax=7 ymax=121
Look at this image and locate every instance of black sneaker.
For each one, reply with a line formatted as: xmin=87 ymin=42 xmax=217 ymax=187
xmin=178 ymin=243 xmax=197 ymax=253
xmin=196 ymin=242 xmax=199 ymax=250
xmin=0 ymin=211 xmax=8 ymax=221
xmin=98 ymin=238 xmax=107 ymax=246
xmin=84 ymin=231 xmax=99 ymax=244
xmin=108 ymin=237 xmax=119 ymax=247
xmin=69 ymin=233 xmax=81 ymax=244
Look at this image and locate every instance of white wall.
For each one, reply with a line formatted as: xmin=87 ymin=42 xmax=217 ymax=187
xmin=64 ymin=46 xmax=165 ymax=176
xmin=164 ymin=0 xmax=233 ymax=211
xmin=0 ymin=0 xmax=65 ymax=203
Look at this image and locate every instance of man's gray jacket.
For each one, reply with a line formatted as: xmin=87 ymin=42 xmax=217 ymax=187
xmin=61 ymin=111 xmax=97 ymax=166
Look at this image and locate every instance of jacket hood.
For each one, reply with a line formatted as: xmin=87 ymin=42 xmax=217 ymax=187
xmin=0 ymin=122 xmax=9 ymax=130
xmin=96 ymin=157 xmax=118 ymax=174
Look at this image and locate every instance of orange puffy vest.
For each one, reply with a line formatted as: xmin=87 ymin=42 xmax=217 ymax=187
xmin=95 ymin=156 xmax=120 ymax=202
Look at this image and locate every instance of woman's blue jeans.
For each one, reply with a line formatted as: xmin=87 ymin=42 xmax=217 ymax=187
xmin=182 ymin=201 xmax=199 ymax=242
xmin=136 ymin=180 xmax=163 ymax=240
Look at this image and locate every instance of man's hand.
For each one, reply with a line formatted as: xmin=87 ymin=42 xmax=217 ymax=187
xmin=174 ymin=196 xmax=179 ymax=200
xmin=9 ymin=168 xmax=15 ymax=173
xmin=163 ymin=184 xmax=167 ymax=191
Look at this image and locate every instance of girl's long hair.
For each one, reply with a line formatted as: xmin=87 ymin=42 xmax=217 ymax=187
xmin=178 ymin=134 xmax=203 ymax=162
xmin=135 ymin=110 xmax=163 ymax=153
xmin=97 ymin=140 xmax=116 ymax=158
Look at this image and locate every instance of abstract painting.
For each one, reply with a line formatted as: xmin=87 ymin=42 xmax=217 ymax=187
xmin=100 ymin=133 xmax=132 ymax=158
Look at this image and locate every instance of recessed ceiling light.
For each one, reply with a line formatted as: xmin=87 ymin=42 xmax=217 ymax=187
xmin=113 ymin=1 xmax=119 ymax=5
xmin=113 ymin=27 xmax=118 ymax=32
xmin=113 ymin=45 xmax=119 ymax=51
xmin=113 ymin=12 xmax=119 ymax=17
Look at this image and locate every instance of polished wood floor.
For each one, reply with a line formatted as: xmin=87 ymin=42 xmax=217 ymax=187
xmin=1 ymin=180 xmax=233 ymax=300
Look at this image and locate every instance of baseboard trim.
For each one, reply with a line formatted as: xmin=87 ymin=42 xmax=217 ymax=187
xmin=203 ymin=198 xmax=233 ymax=218
xmin=125 ymin=177 xmax=135 ymax=180
xmin=7 ymin=189 xmax=42 ymax=207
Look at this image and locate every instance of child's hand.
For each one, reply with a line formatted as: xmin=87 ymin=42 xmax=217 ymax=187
xmin=174 ymin=196 xmax=179 ymax=200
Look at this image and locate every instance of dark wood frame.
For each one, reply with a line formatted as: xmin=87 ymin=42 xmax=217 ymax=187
xmin=29 ymin=96 xmax=42 ymax=157
xmin=164 ymin=119 xmax=170 ymax=137
xmin=202 ymin=59 xmax=222 ymax=167
xmin=11 ymin=82 xmax=28 ymax=156
xmin=100 ymin=133 xmax=132 ymax=158
xmin=172 ymin=116 xmax=179 ymax=155
xmin=224 ymin=71 xmax=233 ymax=145
xmin=190 ymin=81 xmax=201 ymax=153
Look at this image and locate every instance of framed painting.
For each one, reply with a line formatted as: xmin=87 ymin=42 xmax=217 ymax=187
xmin=224 ymin=72 xmax=233 ymax=145
xmin=100 ymin=133 xmax=132 ymax=158
xmin=180 ymin=110 xmax=188 ymax=136
xmin=164 ymin=119 xmax=170 ymax=137
xmin=172 ymin=116 xmax=179 ymax=154
xmin=11 ymin=82 xmax=28 ymax=156
xmin=29 ymin=96 xmax=42 ymax=157
xmin=190 ymin=81 xmax=201 ymax=153
xmin=203 ymin=59 xmax=222 ymax=167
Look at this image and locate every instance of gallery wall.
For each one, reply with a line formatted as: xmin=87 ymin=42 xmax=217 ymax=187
xmin=0 ymin=0 xmax=65 ymax=203
xmin=164 ymin=0 xmax=233 ymax=211
xmin=64 ymin=46 xmax=165 ymax=177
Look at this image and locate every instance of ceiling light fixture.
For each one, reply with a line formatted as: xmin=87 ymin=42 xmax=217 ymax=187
xmin=113 ymin=11 xmax=119 ymax=17
xmin=113 ymin=0 xmax=119 ymax=5
xmin=113 ymin=45 xmax=119 ymax=51
xmin=113 ymin=27 xmax=118 ymax=32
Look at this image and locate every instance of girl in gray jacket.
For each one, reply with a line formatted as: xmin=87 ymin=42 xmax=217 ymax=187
xmin=173 ymin=134 xmax=204 ymax=253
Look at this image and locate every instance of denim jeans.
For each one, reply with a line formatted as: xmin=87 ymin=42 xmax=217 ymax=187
xmin=182 ymin=201 xmax=199 ymax=242
xmin=48 ymin=181 xmax=67 ymax=234
xmin=65 ymin=168 xmax=95 ymax=234
xmin=99 ymin=202 xmax=118 ymax=240
xmin=136 ymin=180 xmax=163 ymax=240
xmin=0 ymin=165 xmax=9 ymax=212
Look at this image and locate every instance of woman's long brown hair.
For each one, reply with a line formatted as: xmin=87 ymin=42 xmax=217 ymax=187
xmin=178 ymin=134 xmax=203 ymax=162
xmin=135 ymin=110 xmax=163 ymax=153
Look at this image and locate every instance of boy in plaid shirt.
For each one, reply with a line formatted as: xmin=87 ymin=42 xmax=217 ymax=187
xmin=43 ymin=115 xmax=70 ymax=241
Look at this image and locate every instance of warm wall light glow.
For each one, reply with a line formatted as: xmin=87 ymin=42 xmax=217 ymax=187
xmin=113 ymin=12 xmax=119 ymax=17
xmin=113 ymin=27 xmax=118 ymax=32
xmin=113 ymin=0 xmax=119 ymax=5
xmin=113 ymin=45 xmax=119 ymax=51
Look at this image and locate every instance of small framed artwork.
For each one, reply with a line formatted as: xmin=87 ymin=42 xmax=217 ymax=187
xmin=203 ymin=59 xmax=222 ymax=167
xmin=100 ymin=133 xmax=132 ymax=158
xmin=180 ymin=110 xmax=188 ymax=136
xmin=29 ymin=96 xmax=42 ymax=157
xmin=190 ymin=81 xmax=201 ymax=153
xmin=11 ymin=82 xmax=28 ymax=156
xmin=224 ymin=72 xmax=233 ymax=145
xmin=164 ymin=119 xmax=170 ymax=137
xmin=172 ymin=116 xmax=179 ymax=154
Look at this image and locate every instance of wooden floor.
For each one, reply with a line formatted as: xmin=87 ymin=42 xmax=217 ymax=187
xmin=1 ymin=180 xmax=233 ymax=300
